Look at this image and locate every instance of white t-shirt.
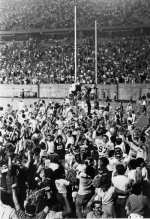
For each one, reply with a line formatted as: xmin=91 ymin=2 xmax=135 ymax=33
xmin=55 ymin=179 xmax=70 ymax=194
xmin=46 ymin=211 xmax=63 ymax=219
xmin=47 ymin=141 xmax=55 ymax=154
xmin=129 ymin=213 xmax=144 ymax=219
xmin=112 ymin=175 xmax=130 ymax=191
xmin=127 ymin=169 xmax=137 ymax=183
xmin=65 ymin=153 xmax=75 ymax=167
xmin=49 ymin=163 xmax=59 ymax=171
xmin=107 ymin=157 xmax=117 ymax=171
xmin=0 ymin=202 xmax=18 ymax=219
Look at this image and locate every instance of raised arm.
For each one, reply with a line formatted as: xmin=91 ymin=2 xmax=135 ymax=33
xmin=8 ymin=155 xmax=12 ymax=170
xmin=25 ymin=150 xmax=32 ymax=168
xmin=11 ymin=184 xmax=20 ymax=211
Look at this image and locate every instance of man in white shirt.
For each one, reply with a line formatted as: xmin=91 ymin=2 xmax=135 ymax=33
xmin=112 ymin=164 xmax=131 ymax=218
xmin=112 ymin=164 xmax=131 ymax=192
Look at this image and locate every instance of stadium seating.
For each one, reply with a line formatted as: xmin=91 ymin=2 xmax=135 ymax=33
xmin=0 ymin=36 xmax=150 ymax=84
xmin=0 ymin=0 xmax=150 ymax=31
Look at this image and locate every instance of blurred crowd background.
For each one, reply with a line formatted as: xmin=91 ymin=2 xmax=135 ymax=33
xmin=0 ymin=0 xmax=150 ymax=84
xmin=0 ymin=0 xmax=150 ymax=31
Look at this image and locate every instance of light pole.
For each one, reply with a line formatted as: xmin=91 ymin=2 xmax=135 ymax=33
xmin=74 ymin=0 xmax=77 ymax=83
xmin=95 ymin=20 xmax=98 ymax=103
xmin=95 ymin=20 xmax=97 ymax=85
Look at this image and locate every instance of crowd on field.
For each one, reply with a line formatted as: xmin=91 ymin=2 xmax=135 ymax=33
xmin=0 ymin=84 xmax=150 ymax=219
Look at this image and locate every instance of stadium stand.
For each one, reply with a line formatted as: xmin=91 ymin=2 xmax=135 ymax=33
xmin=0 ymin=36 xmax=150 ymax=84
xmin=0 ymin=0 xmax=150 ymax=31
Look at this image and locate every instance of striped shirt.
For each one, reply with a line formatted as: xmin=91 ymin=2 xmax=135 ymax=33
xmin=16 ymin=209 xmax=47 ymax=219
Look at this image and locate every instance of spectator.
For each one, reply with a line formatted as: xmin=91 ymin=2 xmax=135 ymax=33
xmin=0 ymin=85 xmax=150 ymax=219
xmin=86 ymin=200 xmax=103 ymax=219
xmin=125 ymin=183 xmax=150 ymax=218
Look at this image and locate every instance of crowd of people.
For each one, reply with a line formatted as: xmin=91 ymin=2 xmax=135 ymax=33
xmin=0 ymin=85 xmax=150 ymax=219
xmin=1 ymin=1 xmax=150 ymax=219
xmin=0 ymin=0 xmax=150 ymax=31
xmin=0 ymin=36 xmax=150 ymax=84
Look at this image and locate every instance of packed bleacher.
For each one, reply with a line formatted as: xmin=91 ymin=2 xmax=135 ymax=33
xmin=0 ymin=86 xmax=150 ymax=219
xmin=0 ymin=0 xmax=150 ymax=31
xmin=0 ymin=36 xmax=150 ymax=84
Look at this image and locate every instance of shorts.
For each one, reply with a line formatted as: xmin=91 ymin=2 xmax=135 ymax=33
xmin=76 ymin=193 xmax=93 ymax=207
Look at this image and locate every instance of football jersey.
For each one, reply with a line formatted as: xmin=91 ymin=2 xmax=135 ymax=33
xmin=95 ymin=138 xmax=109 ymax=157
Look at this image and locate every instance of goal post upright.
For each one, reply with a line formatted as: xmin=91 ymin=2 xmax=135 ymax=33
xmin=74 ymin=0 xmax=77 ymax=83
xmin=95 ymin=20 xmax=98 ymax=85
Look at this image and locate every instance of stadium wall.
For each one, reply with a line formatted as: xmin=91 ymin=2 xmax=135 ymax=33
xmin=97 ymin=85 xmax=116 ymax=100
xmin=0 ymin=84 xmax=150 ymax=100
xmin=118 ymin=84 xmax=150 ymax=100
xmin=40 ymin=84 xmax=69 ymax=98
xmin=0 ymin=84 xmax=37 ymax=98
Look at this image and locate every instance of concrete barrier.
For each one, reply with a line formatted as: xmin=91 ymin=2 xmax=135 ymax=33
xmin=0 ymin=83 xmax=150 ymax=101
xmin=40 ymin=84 xmax=70 ymax=98
xmin=40 ymin=84 xmax=117 ymax=99
xmin=97 ymin=85 xmax=116 ymax=99
xmin=119 ymin=84 xmax=150 ymax=100
xmin=0 ymin=84 xmax=37 ymax=97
